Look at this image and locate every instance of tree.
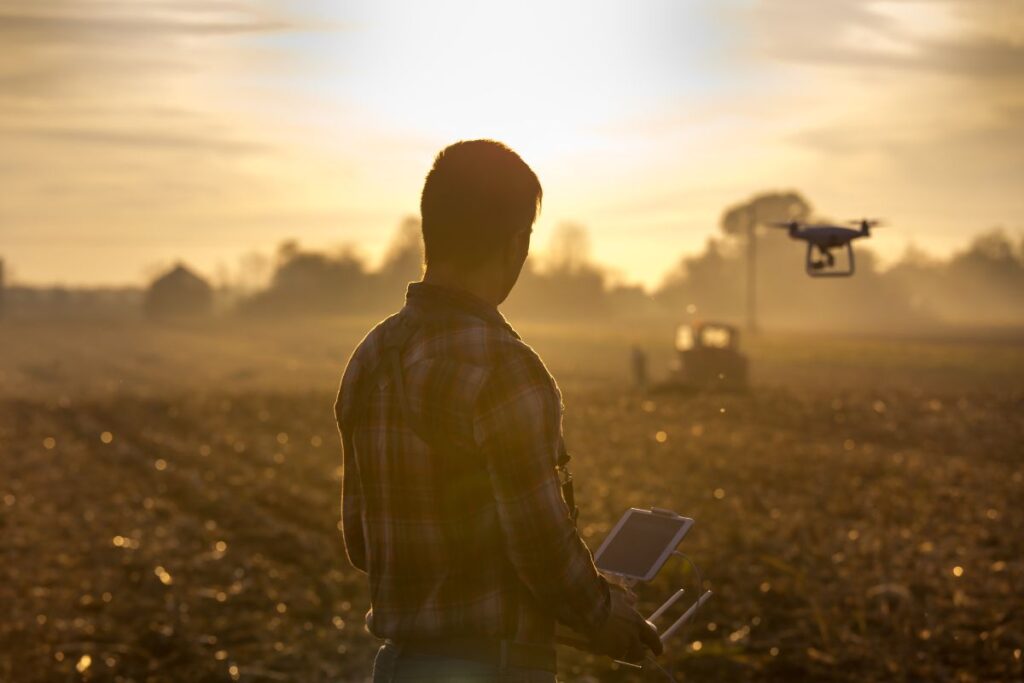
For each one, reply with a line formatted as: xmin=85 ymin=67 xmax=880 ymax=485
xmin=546 ymin=222 xmax=592 ymax=274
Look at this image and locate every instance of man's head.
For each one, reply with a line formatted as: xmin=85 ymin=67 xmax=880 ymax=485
xmin=420 ymin=139 xmax=542 ymax=304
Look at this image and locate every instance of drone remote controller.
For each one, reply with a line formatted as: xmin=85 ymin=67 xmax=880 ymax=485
xmin=558 ymin=508 xmax=711 ymax=660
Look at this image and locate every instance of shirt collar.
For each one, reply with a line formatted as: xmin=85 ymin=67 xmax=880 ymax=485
xmin=405 ymin=281 xmax=517 ymax=336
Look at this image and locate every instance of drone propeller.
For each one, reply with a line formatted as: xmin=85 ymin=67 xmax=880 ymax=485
xmin=846 ymin=218 xmax=883 ymax=227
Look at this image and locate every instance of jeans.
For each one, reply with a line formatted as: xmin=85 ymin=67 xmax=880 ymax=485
xmin=372 ymin=643 xmax=557 ymax=683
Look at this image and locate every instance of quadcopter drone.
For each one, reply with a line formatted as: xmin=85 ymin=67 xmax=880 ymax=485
xmin=769 ymin=218 xmax=883 ymax=277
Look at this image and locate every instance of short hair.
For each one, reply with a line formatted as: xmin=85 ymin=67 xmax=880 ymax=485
xmin=420 ymin=140 xmax=542 ymax=268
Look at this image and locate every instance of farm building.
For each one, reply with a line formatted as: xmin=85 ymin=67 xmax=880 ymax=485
xmin=144 ymin=263 xmax=213 ymax=318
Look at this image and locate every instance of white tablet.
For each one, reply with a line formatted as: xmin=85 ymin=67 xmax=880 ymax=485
xmin=593 ymin=508 xmax=694 ymax=582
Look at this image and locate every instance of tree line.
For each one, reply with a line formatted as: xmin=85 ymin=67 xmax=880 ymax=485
xmin=235 ymin=191 xmax=1024 ymax=331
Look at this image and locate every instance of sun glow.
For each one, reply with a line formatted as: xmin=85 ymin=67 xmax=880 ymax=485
xmin=288 ymin=0 xmax=731 ymax=165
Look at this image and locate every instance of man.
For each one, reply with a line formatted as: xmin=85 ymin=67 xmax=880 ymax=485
xmin=335 ymin=140 xmax=662 ymax=682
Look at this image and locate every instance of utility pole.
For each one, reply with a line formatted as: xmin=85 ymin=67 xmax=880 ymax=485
xmin=745 ymin=213 xmax=757 ymax=334
xmin=0 ymin=258 xmax=5 ymax=321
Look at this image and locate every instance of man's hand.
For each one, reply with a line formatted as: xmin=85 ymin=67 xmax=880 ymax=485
xmin=586 ymin=586 xmax=664 ymax=663
xmin=600 ymin=572 xmax=638 ymax=606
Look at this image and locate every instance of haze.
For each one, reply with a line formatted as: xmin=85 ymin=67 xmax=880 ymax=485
xmin=2 ymin=0 xmax=1022 ymax=288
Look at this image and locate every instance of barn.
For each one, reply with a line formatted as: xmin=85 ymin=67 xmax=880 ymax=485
xmin=143 ymin=264 xmax=213 ymax=318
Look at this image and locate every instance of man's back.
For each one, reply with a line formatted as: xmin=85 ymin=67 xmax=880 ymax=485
xmin=336 ymin=283 xmax=609 ymax=645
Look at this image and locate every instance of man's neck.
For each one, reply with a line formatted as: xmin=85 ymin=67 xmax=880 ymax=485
xmin=421 ymin=266 xmax=503 ymax=307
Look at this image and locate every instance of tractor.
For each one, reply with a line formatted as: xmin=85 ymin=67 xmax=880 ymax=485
xmin=667 ymin=321 xmax=748 ymax=391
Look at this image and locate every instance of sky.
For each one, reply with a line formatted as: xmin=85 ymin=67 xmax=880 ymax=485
xmin=1 ymin=0 xmax=1022 ymax=288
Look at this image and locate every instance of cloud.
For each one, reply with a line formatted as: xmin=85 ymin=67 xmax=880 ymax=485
xmin=0 ymin=0 xmax=324 ymax=284
xmin=917 ymin=35 xmax=1024 ymax=79
xmin=16 ymin=126 xmax=268 ymax=154
xmin=746 ymin=0 xmax=1024 ymax=82
xmin=0 ymin=1 xmax=290 ymax=101
xmin=0 ymin=1 xmax=287 ymax=40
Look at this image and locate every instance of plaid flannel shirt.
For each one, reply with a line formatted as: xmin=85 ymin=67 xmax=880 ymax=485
xmin=335 ymin=282 xmax=610 ymax=645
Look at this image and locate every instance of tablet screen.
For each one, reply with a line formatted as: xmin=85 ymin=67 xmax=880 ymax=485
xmin=595 ymin=511 xmax=690 ymax=578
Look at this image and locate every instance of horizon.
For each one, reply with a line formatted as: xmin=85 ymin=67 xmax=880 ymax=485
xmin=2 ymin=218 xmax=1019 ymax=294
xmin=2 ymin=0 xmax=1022 ymax=289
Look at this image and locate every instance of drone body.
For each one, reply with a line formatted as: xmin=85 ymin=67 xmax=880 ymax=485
xmin=770 ymin=219 xmax=881 ymax=277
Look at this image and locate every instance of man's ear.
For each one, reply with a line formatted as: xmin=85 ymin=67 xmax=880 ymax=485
xmin=511 ymin=228 xmax=532 ymax=259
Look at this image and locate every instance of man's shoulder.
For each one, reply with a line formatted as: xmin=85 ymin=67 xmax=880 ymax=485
xmin=418 ymin=315 xmax=546 ymax=373
xmin=487 ymin=333 xmax=551 ymax=380
xmin=341 ymin=310 xmax=553 ymax=390
xmin=336 ymin=315 xmax=393 ymax=419
xmin=461 ymin=325 xmax=560 ymax=406
xmin=345 ymin=314 xmax=397 ymax=375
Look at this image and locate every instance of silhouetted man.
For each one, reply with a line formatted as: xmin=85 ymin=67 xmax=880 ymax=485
xmin=335 ymin=140 xmax=661 ymax=682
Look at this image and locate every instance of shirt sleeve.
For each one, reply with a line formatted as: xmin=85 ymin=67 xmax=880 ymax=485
xmin=336 ymin=361 xmax=368 ymax=573
xmin=340 ymin=430 xmax=368 ymax=573
xmin=473 ymin=344 xmax=611 ymax=635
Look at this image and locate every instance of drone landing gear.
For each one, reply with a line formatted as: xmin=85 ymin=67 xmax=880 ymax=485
xmin=806 ymin=243 xmax=855 ymax=277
